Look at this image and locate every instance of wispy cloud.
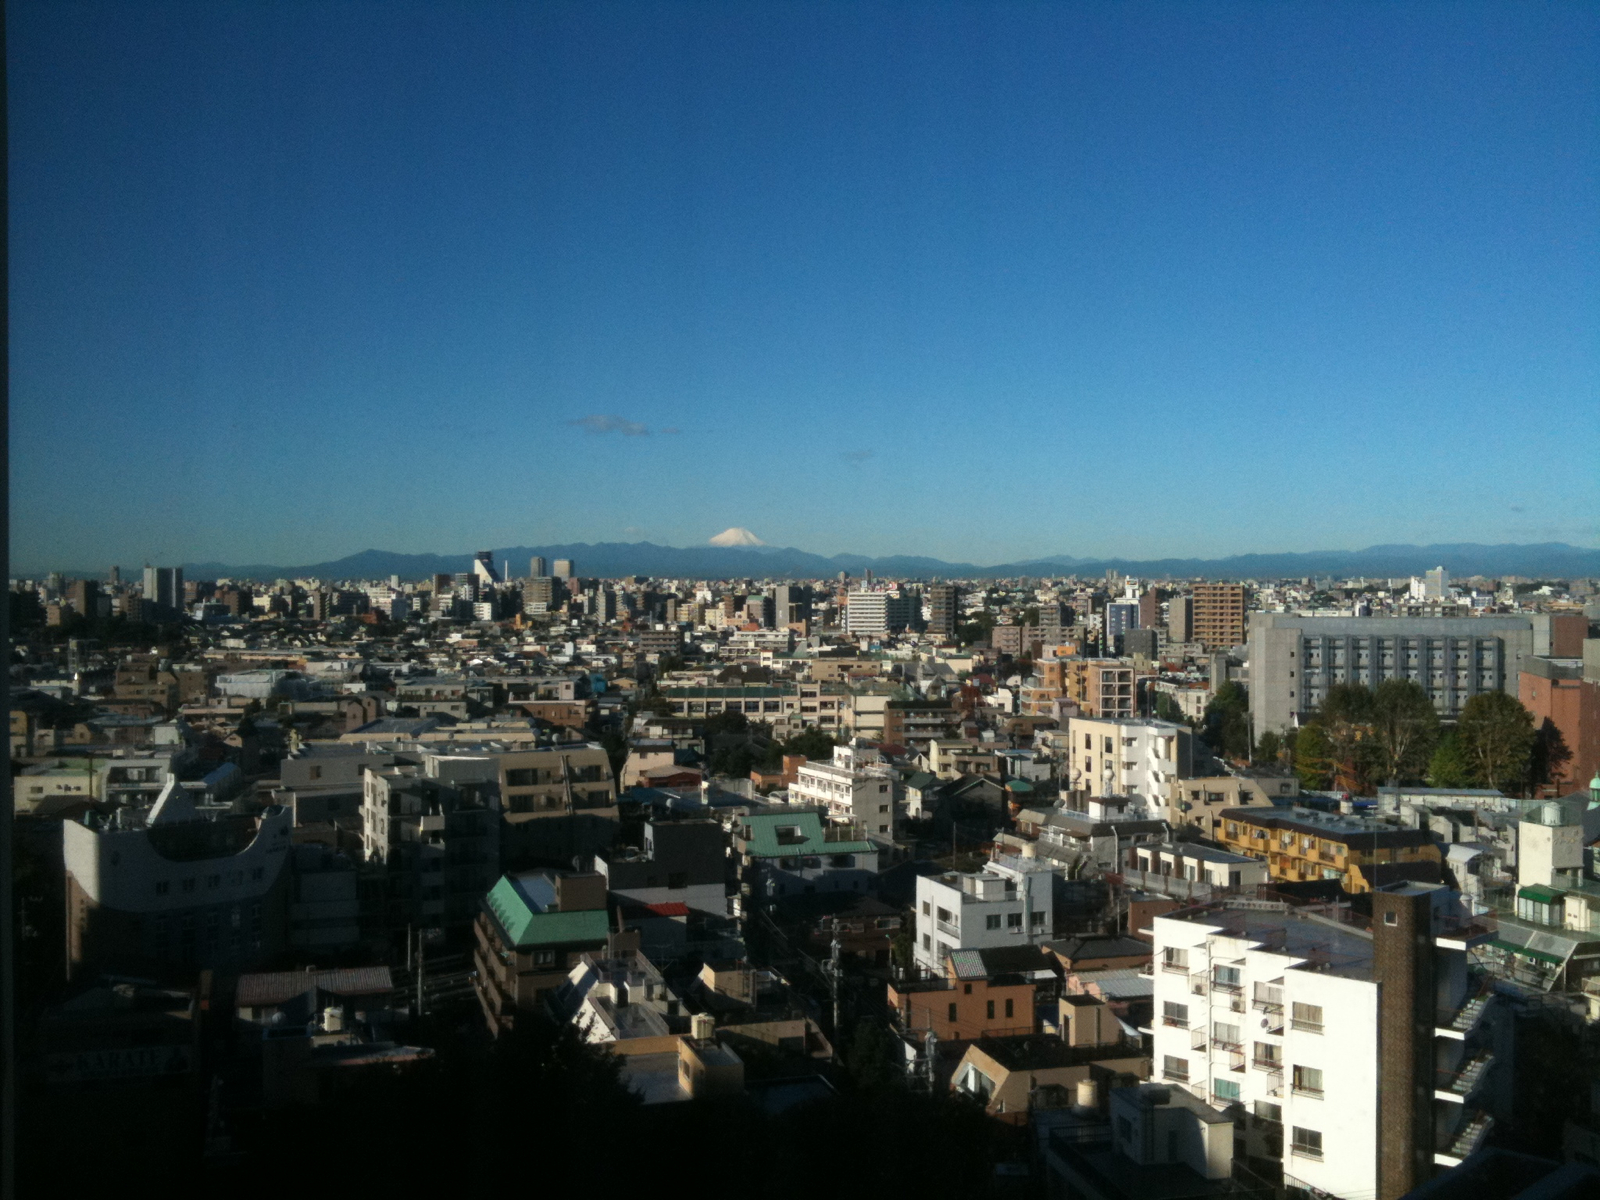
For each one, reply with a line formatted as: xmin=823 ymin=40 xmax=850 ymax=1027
xmin=659 ymin=426 xmax=681 ymax=435
xmin=567 ymin=414 xmax=650 ymax=436
xmin=841 ymin=448 xmax=873 ymax=464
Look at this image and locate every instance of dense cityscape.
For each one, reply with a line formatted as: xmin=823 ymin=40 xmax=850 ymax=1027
xmin=5 ymin=549 xmax=1599 ymax=1195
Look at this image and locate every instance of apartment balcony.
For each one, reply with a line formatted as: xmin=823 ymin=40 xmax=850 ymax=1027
xmin=1252 ymin=1055 xmax=1284 ymax=1075
xmin=1189 ymin=972 xmax=1208 ymax=997
xmin=935 ymin=919 xmax=960 ymax=939
xmin=1212 ymin=1038 xmax=1244 ymax=1055
xmin=1434 ymin=1051 xmax=1494 ymax=1104
xmin=1190 ymin=1027 xmax=1208 ymax=1052
xmin=1434 ymin=1109 xmax=1493 ymax=1168
xmin=1160 ymin=959 xmax=1189 ymax=974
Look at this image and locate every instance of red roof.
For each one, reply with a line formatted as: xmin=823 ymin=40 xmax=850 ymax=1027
xmin=637 ymin=901 xmax=690 ymax=917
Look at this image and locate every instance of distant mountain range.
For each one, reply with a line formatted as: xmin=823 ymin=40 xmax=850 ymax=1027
xmin=108 ymin=540 xmax=1600 ymax=583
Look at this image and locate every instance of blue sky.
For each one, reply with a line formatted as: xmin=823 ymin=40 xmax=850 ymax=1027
xmin=10 ymin=1 xmax=1598 ymax=573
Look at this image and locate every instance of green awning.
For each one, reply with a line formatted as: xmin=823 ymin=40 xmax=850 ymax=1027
xmin=1517 ymin=885 xmax=1563 ymax=905
xmin=1487 ymin=938 xmax=1566 ymax=966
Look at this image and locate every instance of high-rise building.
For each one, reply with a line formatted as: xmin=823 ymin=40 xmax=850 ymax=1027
xmin=1168 ymin=595 xmax=1195 ymax=643
xmin=108 ymin=565 xmax=121 ymax=586
xmin=846 ymin=591 xmax=913 ymax=637
xmin=553 ymin=559 xmax=575 ymax=579
xmin=142 ymin=566 xmax=184 ymax=612
xmin=1192 ymin=583 xmax=1246 ymax=649
xmin=1424 ymin=566 xmax=1450 ymax=600
xmin=927 ymin=583 xmax=958 ymax=639
xmin=1139 ymin=589 xmax=1162 ymax=629
xmin=774 ymin=584 xmax=812 ymax=630
xmin=530 ymin=556 xmax=548 ymax=579
xmin=1105 ymin=601 xmax=1140 ymax=642
xmin=473 ymin=550 xmax=500 ymax=587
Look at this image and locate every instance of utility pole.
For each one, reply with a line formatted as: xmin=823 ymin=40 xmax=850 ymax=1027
xmin=825 ymin=919 xmax=842 ymax=1037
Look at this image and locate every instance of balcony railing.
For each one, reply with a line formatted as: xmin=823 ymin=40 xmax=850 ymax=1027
xmin=935 ymin=919 xmax=959 ymax=938
xmin=1252 ymin=1056 xmax=1284 ymax=1073
xmin=1161 ymin=960 xmax=1190 ymax=974
xmin=1212 ymin=1038 xmax=1244 ymax=1054
xmin=1162 ymin=1068 xmax=1189 ymax=1083
xmin=1436 ymin=1051 xmax=1494 ymax=1100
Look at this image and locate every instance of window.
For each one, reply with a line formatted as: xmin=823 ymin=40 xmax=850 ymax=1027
xmin=922 ymin=934 xmax=931 ymax=950
xmin=1214 ymin=1078 xmax=1241 ymax=1102
xmin=1292 ymin=1066 xmax=1324 ymax=1097
xmin=1213 ymin=965 xmax=1241 ymax=991
xmin=1030 ymin=910 xmax=1045 ymax=926
xmin=181 ymin=878 xmax=196 ymax=893
xmin=154 ymin=881 xmax=169 ymax=896
xmin=1383 ymin=911 xmax=1398 ymax=926
xmin=1254 ymin=1101 xmax=1282 ymax=1124
xmin=936 ymin=907 xmax=952 ymax=923
xmin=1162 ymin=946 xmax=1188 ymax=972
xmin=922 ymin=901 xmax=931 ymax=916
xmin=1213 ymin=1021 xmax=1242 ymax=1049
xmin=1290 ymin=1127 xmax=1323 ymax=1159
xmin=948 ymin=1003 xmax=958 ymax=1021
xmin=1162 ymin=1055 xmax=1189 ymax=1081
xmin=1005 ymin=998 xmax=1014 ymax=1019
xmin=533 ymin=949 xmax=556 ymax=966
xmin=1162 ymin=1001 xmax=1189 ymax=1028
xmin=1007 ymin=912 xmax=1022 ymax=929
xmin=986 ymin=1000 xmax=995 ymax=1019
xmin=1253 ymin=1042 xmax=1281 ymax=1068
xmin=986 ymin=914 xmax=1001 ymax=930
xmin=1291 ymin=1002 xmax=1324 ymax=1032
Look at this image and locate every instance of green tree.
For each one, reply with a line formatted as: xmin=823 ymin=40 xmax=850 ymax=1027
xmin=1456 ymin=691 xmax=1537 ymax=793
xmin=1427 ymin=730 xmax=1474 ymax=787
xmin=1154 ymin=693 xmax=1187 ymax=725
xmin=703 ymin=708 xmax=750 ymax=738
xmin=782 ymin=727 xmax=839 ymax=761
xmin=1317 ymin=683 xmax=1376 ymax=793
xmin=1202 ymin=682 xmax=1251 ymax=761
xmin=844 ymin=1019 xmax=906 ymax=1092
xmin=1254 ymin=730 xmax=1283 ymax=768
xmin=1295 ymin=723 xmax=1334 ymax=790
xmin=1370 ymin=678 xmax=1440 ymax=785
xmin=1529 ymin=718 xmax=1573 ymax=793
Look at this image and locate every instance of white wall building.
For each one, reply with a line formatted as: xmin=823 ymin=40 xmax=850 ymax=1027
xmin=1150 ymin=891 xmax=1494 ymax=1200
xmin=913 ymin=855 xmax=1055 ymax=975
xmin=788 ymin=742 xmax=899 ymax=839
xmin=1064 ymin=716 xmax=1192 ymax=801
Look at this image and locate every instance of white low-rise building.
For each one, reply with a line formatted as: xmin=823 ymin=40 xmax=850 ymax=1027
xmin=788 ymin=741 xmax=899 ymax=840
xmin=913 ymin=855 xmax=1056 ymax=976
xmin=1064 ymin=716 xmax=1193 ymax=802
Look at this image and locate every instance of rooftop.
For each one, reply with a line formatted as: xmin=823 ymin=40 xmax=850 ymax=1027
xmin=1159 ymin=901 xmax=1376 ymax=980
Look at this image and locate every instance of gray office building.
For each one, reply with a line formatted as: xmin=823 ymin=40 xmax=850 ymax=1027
xmin=1249 ymin=613 xmax=1535 ymax=746
xmin=142 ymin=565 xmax=184 ymax=612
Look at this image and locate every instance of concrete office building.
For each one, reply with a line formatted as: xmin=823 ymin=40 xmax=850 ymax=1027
xmin=1192 ymin=583 xmax=1246 ymax=649
xmin=1150 ymin=890 xmax=1497 ymax=1200
xmin=142 ymin=565 xmax=184 ymax=615
xmin=1105 ymin=601 xmax=1140 ymax=643
xmin=1249 ymin=614 xmax=1535 ymax=745
xmin=1168 ymin=595 xmax=1195 ymax=644
xmin=529 ymin=556 xmax=547 ymax=578
xmin=774 ymin=583 xmax=812 ymax=630
xmin=553 ymin=559 xmax=575 ymax=579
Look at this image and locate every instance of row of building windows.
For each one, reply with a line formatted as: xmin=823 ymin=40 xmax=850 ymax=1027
xmin=153 ymin=867 xmax=264 ymax=895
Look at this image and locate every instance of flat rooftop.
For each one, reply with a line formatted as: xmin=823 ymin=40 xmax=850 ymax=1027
xmin=1161 ymin=903 xmax=1375 ymax=980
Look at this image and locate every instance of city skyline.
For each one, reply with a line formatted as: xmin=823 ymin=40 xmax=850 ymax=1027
xmin=10 ymin=1 xmax=1599 ymax=571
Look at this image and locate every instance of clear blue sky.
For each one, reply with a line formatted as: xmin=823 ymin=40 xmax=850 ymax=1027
xmin=10 ymin=1 xmax=1598 ymax=573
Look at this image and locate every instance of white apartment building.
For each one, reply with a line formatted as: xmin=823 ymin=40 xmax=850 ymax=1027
xmin=912 ymin=854 xmax=1055 ymax=976
xmin=788 ymin=741 xmax=898 ymax=839
xmin=1064 ymin=716 xmax=1193 ymax=801
xmin=1150 ymin=890 xmax=1495 ymax=1200
xmin=845 ymin=590 xmax=914 ymax=637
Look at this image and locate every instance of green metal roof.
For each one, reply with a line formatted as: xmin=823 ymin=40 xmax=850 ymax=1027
xmin=738 ymin=811 xmax=876 ymax=858
xmin=1488 ymin=937 xmax=1566 ymax=966
xmin=1517 ymin=885 xmax=1563 ymax=905
xmin=484 ymin=876 xmax=611 ymax=949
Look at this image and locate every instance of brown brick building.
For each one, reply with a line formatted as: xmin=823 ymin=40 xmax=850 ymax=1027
xmin=1192 ymin=583 xmax=1247 ymax=650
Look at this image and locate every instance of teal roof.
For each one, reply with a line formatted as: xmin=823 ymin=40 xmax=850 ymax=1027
xmin=738 ymin=811 xmax=876 ymax=858
xmin=1005 ymin=779 xmax=1035 ymax=793
xmin=485 ymin=875 xmax=612 ymax=949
